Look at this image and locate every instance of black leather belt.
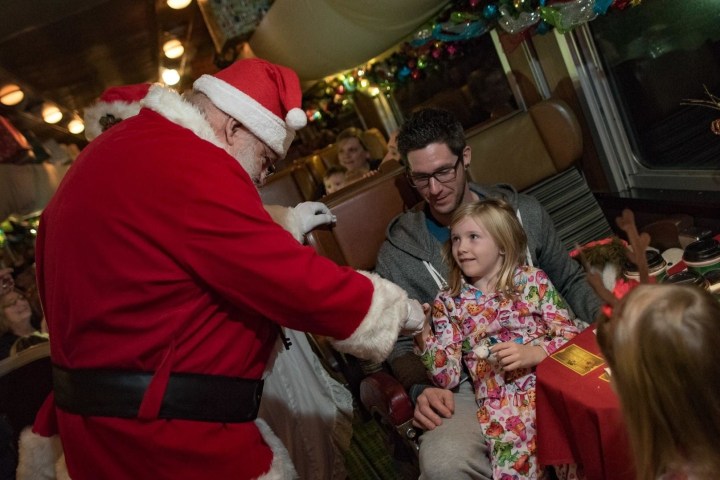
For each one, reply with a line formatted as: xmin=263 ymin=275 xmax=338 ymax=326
xmin=52 ymin=364 xmax=264 ymax=423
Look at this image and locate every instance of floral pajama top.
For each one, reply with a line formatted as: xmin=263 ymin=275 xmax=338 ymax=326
xmin=419 ymin=265 xmax=579 ymax=407
xmin=418 ymin=266 xmax=580 ymax=477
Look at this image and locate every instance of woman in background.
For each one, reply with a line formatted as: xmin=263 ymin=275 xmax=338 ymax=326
xmin=0 ymin=288 xmax=42 ymax=359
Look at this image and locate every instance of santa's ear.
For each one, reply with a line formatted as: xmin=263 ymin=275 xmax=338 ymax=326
xmin=222 ymin=116 xmax=243 ymax=146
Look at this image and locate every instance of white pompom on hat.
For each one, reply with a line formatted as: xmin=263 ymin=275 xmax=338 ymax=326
xmin=193 ymin=58 xmax=307 ymax=158
xmin=83 ymin=83 xmax=151 ymax=141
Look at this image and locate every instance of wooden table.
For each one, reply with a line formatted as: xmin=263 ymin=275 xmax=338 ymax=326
xmin=535 ymin=328 xmax=635 ymax=480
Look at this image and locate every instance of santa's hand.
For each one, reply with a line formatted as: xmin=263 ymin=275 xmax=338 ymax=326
xmin=401 ymin=299 xmax=426 ymax=336
xmin=294 ymin=201 xmax=336 ymax=234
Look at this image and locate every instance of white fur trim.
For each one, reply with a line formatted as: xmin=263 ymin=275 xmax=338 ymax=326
xmin=193 ymin=75 xmax=295 ymax=157
xmin=55 ymin=453 xmax=70 ymax=480
xmin=83 ymin=101 xmax=143 ymax=141
xmin=331 ymin=271 xmax=407 ymax=363
xmin=16 ymin=428 xmax=66 ymax=480
xmin=143 ymin=84 xmax=224 ymax=150
xmin=255 ymin=418 xmax=297 ymax=479
xmin=285 ymin=108 xmax=306 ymax=130
xmin=263 ymin=205 xmax=303 ymax=242
xmin=601 ymin=263 xmax=620 ymax=292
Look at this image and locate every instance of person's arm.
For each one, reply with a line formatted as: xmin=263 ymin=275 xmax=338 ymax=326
xmin=520 ymin=194 xmax=603 ymax=323
xmin=176 ymin=167 xmax=418 ymax=363
xmin=416 ymin=296 xmax=463 ymax=390
xmin=495 ymin=268 xmax=582 ymax=371
xmin=376 ymin=243 xmax=435 ymax=391
xmin=535 ymin=269 xmax=581 ymax=355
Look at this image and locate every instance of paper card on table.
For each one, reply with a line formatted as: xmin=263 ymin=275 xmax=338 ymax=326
xmin=599 ymin=370 xmax=611 ymax=382
xmin=550 ymin=344 xmax=605 ymax=375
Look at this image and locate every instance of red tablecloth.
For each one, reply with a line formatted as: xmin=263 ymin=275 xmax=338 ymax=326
xmin=536 ymin=328 xmax=635 ymax=480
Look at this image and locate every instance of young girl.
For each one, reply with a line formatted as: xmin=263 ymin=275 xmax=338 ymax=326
xmin=415 ymin=199 xmax=580 ymax=479
xmin=597 ymin=284 xmax=720 ymax=480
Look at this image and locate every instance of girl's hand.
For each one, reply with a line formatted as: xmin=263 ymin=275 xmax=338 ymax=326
xmin=491 ymin=341 xmax=547 ymax=371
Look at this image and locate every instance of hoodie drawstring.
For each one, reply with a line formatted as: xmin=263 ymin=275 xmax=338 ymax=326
xmin=423 ymin=260 xmax=449 ymax=290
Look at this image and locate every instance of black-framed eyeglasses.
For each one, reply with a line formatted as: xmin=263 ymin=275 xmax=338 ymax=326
xmin=407 ymin=156 xmax=463 ymax=189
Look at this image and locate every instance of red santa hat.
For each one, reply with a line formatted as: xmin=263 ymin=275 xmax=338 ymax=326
xmin=193 ymin=58 xmax=307 ymax=157
xmin=83 ymin=83 xmax=151 ymax=141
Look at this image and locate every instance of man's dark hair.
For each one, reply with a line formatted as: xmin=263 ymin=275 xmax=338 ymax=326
xmin=397 ymin=108 xmax=466 ymax=162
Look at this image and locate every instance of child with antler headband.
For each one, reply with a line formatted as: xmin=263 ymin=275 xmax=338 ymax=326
xmin=585 ymin=210 xmax=720 ymax=480
xmin=597 ymin=284 xmax=720 ymax=479
xmin=414 ymin=199 xmax=581 ymax=479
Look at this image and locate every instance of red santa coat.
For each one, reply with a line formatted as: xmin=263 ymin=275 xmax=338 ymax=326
xmin=31 ymin=86 xmax=408 ymax=479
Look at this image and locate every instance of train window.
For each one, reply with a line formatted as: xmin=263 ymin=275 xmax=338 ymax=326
xmin=391 ymin=34 xmax=519 ymax=131
xmin=565 ymin=0 xmax=720 ymax=191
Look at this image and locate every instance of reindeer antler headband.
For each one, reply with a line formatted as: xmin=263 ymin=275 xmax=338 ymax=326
xmin=578 ymin=209 xmax=651 ymax=317
xmin=681 ymin=85 xmax=720 ymax=135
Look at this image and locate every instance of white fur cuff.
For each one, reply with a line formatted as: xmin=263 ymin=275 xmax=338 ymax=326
xmin=256 ymin=419 xmax=297 ymax=479
xmin=264 ymin=205 xmax=304 ymax=242
xmin=331 ymin=271 xmax=407 ymax=363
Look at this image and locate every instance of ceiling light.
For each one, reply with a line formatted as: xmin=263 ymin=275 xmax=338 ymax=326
xmin=163 ymin=39 xmax=185 ymax=59
xmin=162 ymin=68 xmax=181 ymax=86
xmin=42 ymin=104 xmax=63 ymax=124
xmin=0 ymin=84 xmax=24 ymax=106
xmin=68 ymin=118 xmax=85 ymax=135
xmin=167 ymin=0 xmax=192 ymax=9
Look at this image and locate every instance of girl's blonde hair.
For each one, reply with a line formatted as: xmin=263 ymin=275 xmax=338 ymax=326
xmin=443 ymin=198 xmax=526 ymax=297
xmin=597 ymin=284 xmax=720 ymax=480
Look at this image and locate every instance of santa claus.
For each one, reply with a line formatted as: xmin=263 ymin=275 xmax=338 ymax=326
xmin=21 ymin=58 xmax=425 ymax=479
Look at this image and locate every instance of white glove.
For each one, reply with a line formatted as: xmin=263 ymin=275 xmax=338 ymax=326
xmin=401 ymin=299 xmax=426 ymax=336
xmin=293 ymin=201 xmax=337 ymax=235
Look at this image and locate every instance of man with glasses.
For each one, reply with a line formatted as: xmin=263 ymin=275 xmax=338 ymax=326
xmin=375 ymin=107 xmax=602 ymax=479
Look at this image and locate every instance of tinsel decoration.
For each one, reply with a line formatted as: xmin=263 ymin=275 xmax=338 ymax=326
xmin=302 ymin=0 xmax=646 ymax=126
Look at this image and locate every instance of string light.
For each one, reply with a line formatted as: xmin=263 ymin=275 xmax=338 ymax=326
xmin=162 ymin=68 xmax=181 ymax=86
xmin=163 ymin=39 xmax=184 ymax=59
xmin=67 ymin=117 xmax=85 ymax=135
xmin=167 ymin=0 xmax=192 ymax=9
xmin=0 ymin=84 xmax=24 ymax=106
xmin=42 ymin=103 xmax=63 ymax=124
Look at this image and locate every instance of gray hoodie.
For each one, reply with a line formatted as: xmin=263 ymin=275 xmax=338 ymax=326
xmin=375 ymin=182 xmax=602 ymax=374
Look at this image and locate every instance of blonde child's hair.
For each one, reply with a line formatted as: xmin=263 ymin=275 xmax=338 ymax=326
xmin=443 ymin=198 xmax=526 ymax=297
xmin=597 ymin=284 xmax=720 ymax=480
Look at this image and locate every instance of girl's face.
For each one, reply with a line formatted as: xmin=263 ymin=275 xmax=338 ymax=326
xmin=451 ymin=216 xmax=504 ymax=287
xmin=1 ymin=291 xmax=32 ymax=328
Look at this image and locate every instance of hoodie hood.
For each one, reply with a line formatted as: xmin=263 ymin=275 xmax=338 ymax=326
xmin=383 ymin=182 xmax=520 ymax=262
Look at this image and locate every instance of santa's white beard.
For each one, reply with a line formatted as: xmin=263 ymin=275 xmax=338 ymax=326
xmin=226 ymin=146 xmax=266 ymax=188
xmin=239 ymin=155 xmax=264 ymax=187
